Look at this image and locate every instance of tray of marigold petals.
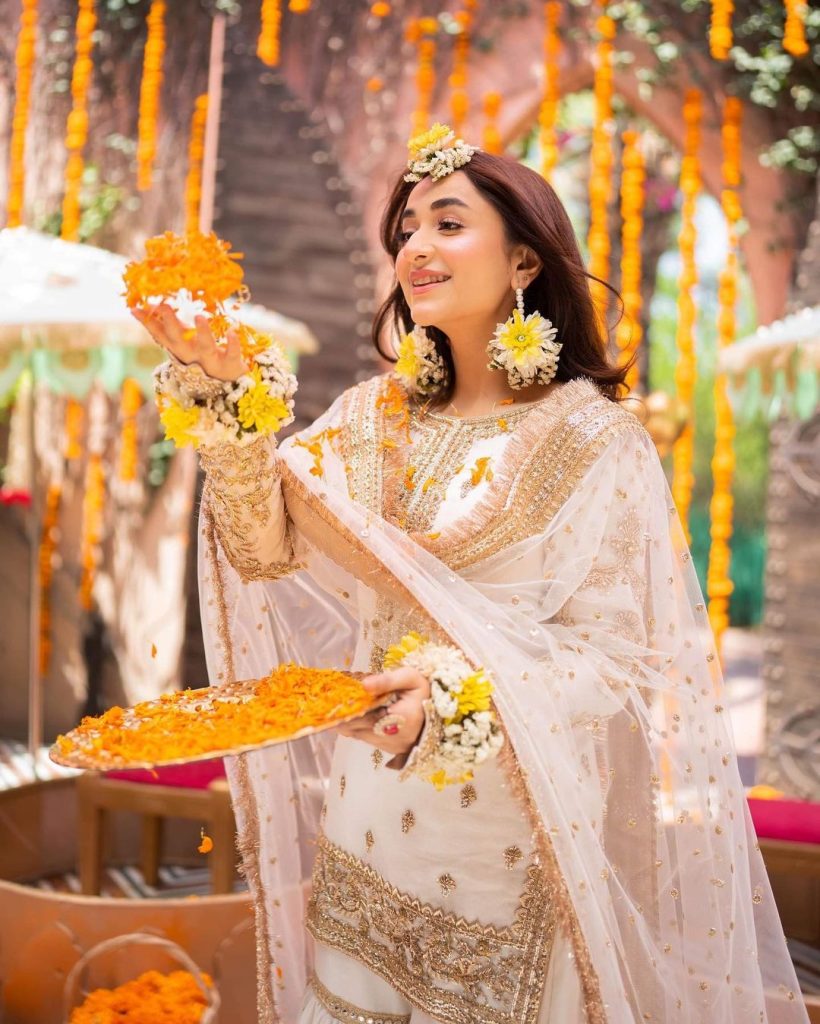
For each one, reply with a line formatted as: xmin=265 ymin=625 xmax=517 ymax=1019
xmin=50 ymin=664 xmax=388 ymax=771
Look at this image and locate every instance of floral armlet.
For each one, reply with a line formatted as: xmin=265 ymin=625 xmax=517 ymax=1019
xmin=383 ymin=632 xmax=504 ymax=790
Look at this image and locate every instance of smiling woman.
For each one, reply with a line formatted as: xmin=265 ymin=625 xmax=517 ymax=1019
xmin=134 ymin=124 xmax=809 ymax=1024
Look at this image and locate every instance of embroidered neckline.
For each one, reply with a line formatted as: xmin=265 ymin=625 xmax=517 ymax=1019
xmin=412 ymin=389 xmax=558 ymax=427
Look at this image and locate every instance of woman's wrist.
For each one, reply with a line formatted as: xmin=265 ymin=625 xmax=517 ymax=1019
xmin=383 ymin=632 xmax=504 ymax=789
xmin=153 ymin=338 xmax=296 ymax=449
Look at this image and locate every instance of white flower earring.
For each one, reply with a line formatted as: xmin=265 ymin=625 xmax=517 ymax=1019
xmin=394 ymin=325 xmax=447 ymax=396
xmin=486 ymin=286 xmax=562 ymax=390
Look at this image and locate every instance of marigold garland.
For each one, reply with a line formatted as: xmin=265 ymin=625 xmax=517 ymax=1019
xmin=783 ymin=0 xmax=809 ymax=58
xmin=55 ymin=665 xmax=380 ymax=768
xmin=707 ymin=96 xmax=743 ymax=657
xmin=671 ymin=88 xmax=702 ymax=542
xmin=448 ymin=11 xmax=471 ymax=135
xmin=7 ymin=0 xmax=38 ymax=228
xmin=257 ymin=0 xmax=281 ymax=66
xmin=615 ymin=129 xmax=645 ymax=393
xmin=79 ymin=451 xmax=105 ymax=611
xmin=118 ymin=378 xmax=143 ymax=482
xmin=539 ymin=0 xmax=562 ymax=182
xmin=709 ymin=0 xmax=733 ymax=60
xmin=69 ymin=968 xmax=213 ymax=1024
xmin=586 ymin=9 xmax=616 ymax=319
xmin=136 ymin=0 xmax=166 ymax=192
xmin=64 ymin=397 xmax=85 ymax=461
xmin=38 ymin=482 xmax=61 ymax=676
xmin=482 ymin=91 xmax=502 ymax=154
xmin=184 ymin=95 xmax=208 ymax=234
xmin=61 ymin=0 xmax=97 ymax=242
xmin=409 ymin=18 xmax=438 ymax=136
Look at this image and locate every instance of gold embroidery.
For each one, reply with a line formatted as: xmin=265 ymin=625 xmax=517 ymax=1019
xmin=581 ymin=504 xmax=647 ymax=604
xmin=401 ymin=809 xmax=416 ymax=834
xmin=311 ymin=974 xmax=411 ymax=1024
xmin=504 ymin=846 xmax=524 ymax=870
xmin=340 ymin=775 xmax=346 ymax=797
xmin=200 ymin=436 xmax=300 ymax=582
xmin=460 ymin=783 xmax=477 ymax=808
xmin=438 ymin=872 xmax=457 ymax=895
xmin=307 ymin=835 xmax=556 ymax=1024
xmin=365 ymin=829 xmax=375 ymax=853
xmin=372 ymin=749 xmax=384 ymax=769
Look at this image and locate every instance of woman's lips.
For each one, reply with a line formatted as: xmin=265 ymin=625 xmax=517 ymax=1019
xmin=411 ymin=278 xmax=449 ymax=295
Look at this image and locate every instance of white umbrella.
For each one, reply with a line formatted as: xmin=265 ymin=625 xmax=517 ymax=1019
xmin=0 ymin=226 xmax=317 ymax=354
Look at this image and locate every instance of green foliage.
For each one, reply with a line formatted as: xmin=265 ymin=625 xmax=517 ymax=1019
xmin=604 ymin=0 xmax=820 ymax=175
xmin=36 ymin=164 xmax=126 ymax=244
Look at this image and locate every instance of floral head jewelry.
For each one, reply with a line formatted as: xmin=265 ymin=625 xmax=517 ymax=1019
xmin=393 ymin=325 xmax=447 ymax=396
xmin=404 ymin=122 xmax=479 ymax=183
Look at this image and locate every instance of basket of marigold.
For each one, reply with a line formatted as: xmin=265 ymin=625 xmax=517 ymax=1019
xmin=64 ymin=933 xmax=219 ymax=1024
xmin=51 ymin=664 xmax=389 ymax=770
xmin=124 ymin=230 xmax=297 ymax=449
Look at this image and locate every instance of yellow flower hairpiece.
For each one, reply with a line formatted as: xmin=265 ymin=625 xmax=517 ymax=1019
xmin=404 ymin=121 xmax=479 ymax=183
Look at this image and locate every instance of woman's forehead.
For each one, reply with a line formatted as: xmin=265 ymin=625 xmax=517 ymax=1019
xmin=403 ymin=170 xmax=480 ymax=215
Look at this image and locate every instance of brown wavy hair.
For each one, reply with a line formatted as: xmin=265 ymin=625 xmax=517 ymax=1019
xmin=372 ymin=150 xmax=630 ymax=403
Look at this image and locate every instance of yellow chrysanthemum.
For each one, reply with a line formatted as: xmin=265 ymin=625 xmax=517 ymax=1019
xmin=237 ymin=371 xmax=290 ymax=434
xmin=408 ymin=122 xmax=453 ymax=159
xmin=495 ymin=309 xmax=544 ymax=364
xmin=394 ymin=333 xmax=422 ymax=382
xmin=428 ymin=767 xmax=473 ymax=791
xmin=452 ymin=671 xmax=493 ymax=720
xmin=384 ymin=631 xmax=426 ymax=669
xmin=158 ymin=398 xmax=200 ymax=448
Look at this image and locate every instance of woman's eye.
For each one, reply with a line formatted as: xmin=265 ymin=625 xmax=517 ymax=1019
xmin=438 ymin=219 xmax=462 ymax=231
xmin=397 ymin=229 xmax=414 ymax=244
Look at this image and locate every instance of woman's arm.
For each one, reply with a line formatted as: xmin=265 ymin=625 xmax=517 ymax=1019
xmin=134 ymin=304 xmax=298 ymax=582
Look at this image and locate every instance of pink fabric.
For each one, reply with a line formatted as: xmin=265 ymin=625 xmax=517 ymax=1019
xmin=105 ymin=758 xmax=226 ymax=789
xmin=748 ymin=797 xmax=820 ymax=845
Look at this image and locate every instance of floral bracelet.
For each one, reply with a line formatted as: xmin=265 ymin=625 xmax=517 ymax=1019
xmin=383 ymin=631 xmax=504 ymax=790
xmin=153 ymin=340 xmax=297 ymax=449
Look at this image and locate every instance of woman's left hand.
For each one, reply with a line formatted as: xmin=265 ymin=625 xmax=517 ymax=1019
xmin=336 ymin=668 xmax=431 ymax=758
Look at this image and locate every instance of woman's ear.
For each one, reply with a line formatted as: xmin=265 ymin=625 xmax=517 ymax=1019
xmin=511 ymin=245 xmax=543 ymax=288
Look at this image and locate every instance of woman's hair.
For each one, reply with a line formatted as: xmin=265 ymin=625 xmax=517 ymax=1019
xmin=372 ymin=151 xmax=631 ymax=403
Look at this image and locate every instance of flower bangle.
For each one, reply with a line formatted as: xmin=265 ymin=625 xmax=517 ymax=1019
xmin=383 ymin=631 xmax=504 ymax=790
xmin=152 ymin=341 xmax=297 ymax=449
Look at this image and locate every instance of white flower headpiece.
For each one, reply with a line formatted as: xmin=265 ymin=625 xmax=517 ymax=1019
xmin=404 ymin=122 xmax=479 ymax=183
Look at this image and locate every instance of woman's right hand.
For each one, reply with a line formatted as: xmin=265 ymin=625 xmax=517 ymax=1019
xmin=132 ymin=302 xmax=249 ymax=382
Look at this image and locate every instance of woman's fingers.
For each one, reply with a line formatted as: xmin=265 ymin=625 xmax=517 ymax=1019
xmin=362 ymin=667 xmax=428 ymax=697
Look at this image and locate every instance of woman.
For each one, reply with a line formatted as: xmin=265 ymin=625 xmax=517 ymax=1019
xmin=134 ymin=127 xmax=806 ymax=1024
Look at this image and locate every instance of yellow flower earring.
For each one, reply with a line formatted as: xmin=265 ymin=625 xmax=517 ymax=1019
xmin=394 ymin=326 xmax=447 ymax=396
xmin=487 ymin=286 xmax=562 ymax=389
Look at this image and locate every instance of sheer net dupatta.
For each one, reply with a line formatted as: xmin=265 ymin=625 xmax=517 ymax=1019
xmin=198 ymin=390 xmax=807 ymax=1024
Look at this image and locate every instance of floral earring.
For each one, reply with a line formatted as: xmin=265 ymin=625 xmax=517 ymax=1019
xmin=394 ymin=325 xmax=447 ymax=396
xmin=486 ymin=286 xmax=562 ymax=390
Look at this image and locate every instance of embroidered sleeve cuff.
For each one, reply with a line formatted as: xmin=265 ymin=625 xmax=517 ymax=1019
xmin=165 ymin=354 xmax=232 ymax=401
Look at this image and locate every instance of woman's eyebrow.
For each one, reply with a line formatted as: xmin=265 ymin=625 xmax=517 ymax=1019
xmin=401 ymin=197 xmax=471 ymax=220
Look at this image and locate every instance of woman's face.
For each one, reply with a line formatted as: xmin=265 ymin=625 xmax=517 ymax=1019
xmin=395 ymin=171 xmax=521 ymax=334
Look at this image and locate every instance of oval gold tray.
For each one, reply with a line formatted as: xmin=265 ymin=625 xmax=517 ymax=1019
xmin=49 ymin=670 xmax=388 ymax=771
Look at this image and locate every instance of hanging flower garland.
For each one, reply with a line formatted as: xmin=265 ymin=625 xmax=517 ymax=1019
xmin=7 ymin=0 xmax=38 ymax=228
xmin=39 ymin=398 xmax=85 ymax=676
xmin=79 ymin=391 xmax=107 ymax=612
xmin=671 ymin=88 xmax=702 ymax=543
xmin=118 ymin=378 xmax=143 ymax=483
xmin=184 ymin=94 xmax=209 ymax=234
xmin=448 ymin=11 xmax=471 ymax=136
xmin=61 ymin=0 xmax=97 ymax=242
xmin=257 ymin=0 xmax=281 ymax=66
xmin=482 ymin=92 xmax=502 ymax=154
xmin=539 ymin=0 xmax=562 ymax=182
xmin=38 ymin=482 xmax=61 ymax=676
xmin=615 ymin=129 xmax=645 ymax=393
xmin=707 ymin=96 xmax=743 ymax=657
xmin=408 ymin=18 xmax=438 ymax=136
xmin=586 ymin=8 xmax=616 ymax=319
xmin=783 ymin=0 xmax=809 ymax=57
xmin=136 ymin=0 xmax=166 ymax=192
xmin=709 ymin=0 xmax=733 ymax=60
xmin=371 ymin=2 xmax=391 ymax=16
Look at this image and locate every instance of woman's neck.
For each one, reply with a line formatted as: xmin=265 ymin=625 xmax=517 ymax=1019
xmin=442 ymin=320 xmax=547 ymax=416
